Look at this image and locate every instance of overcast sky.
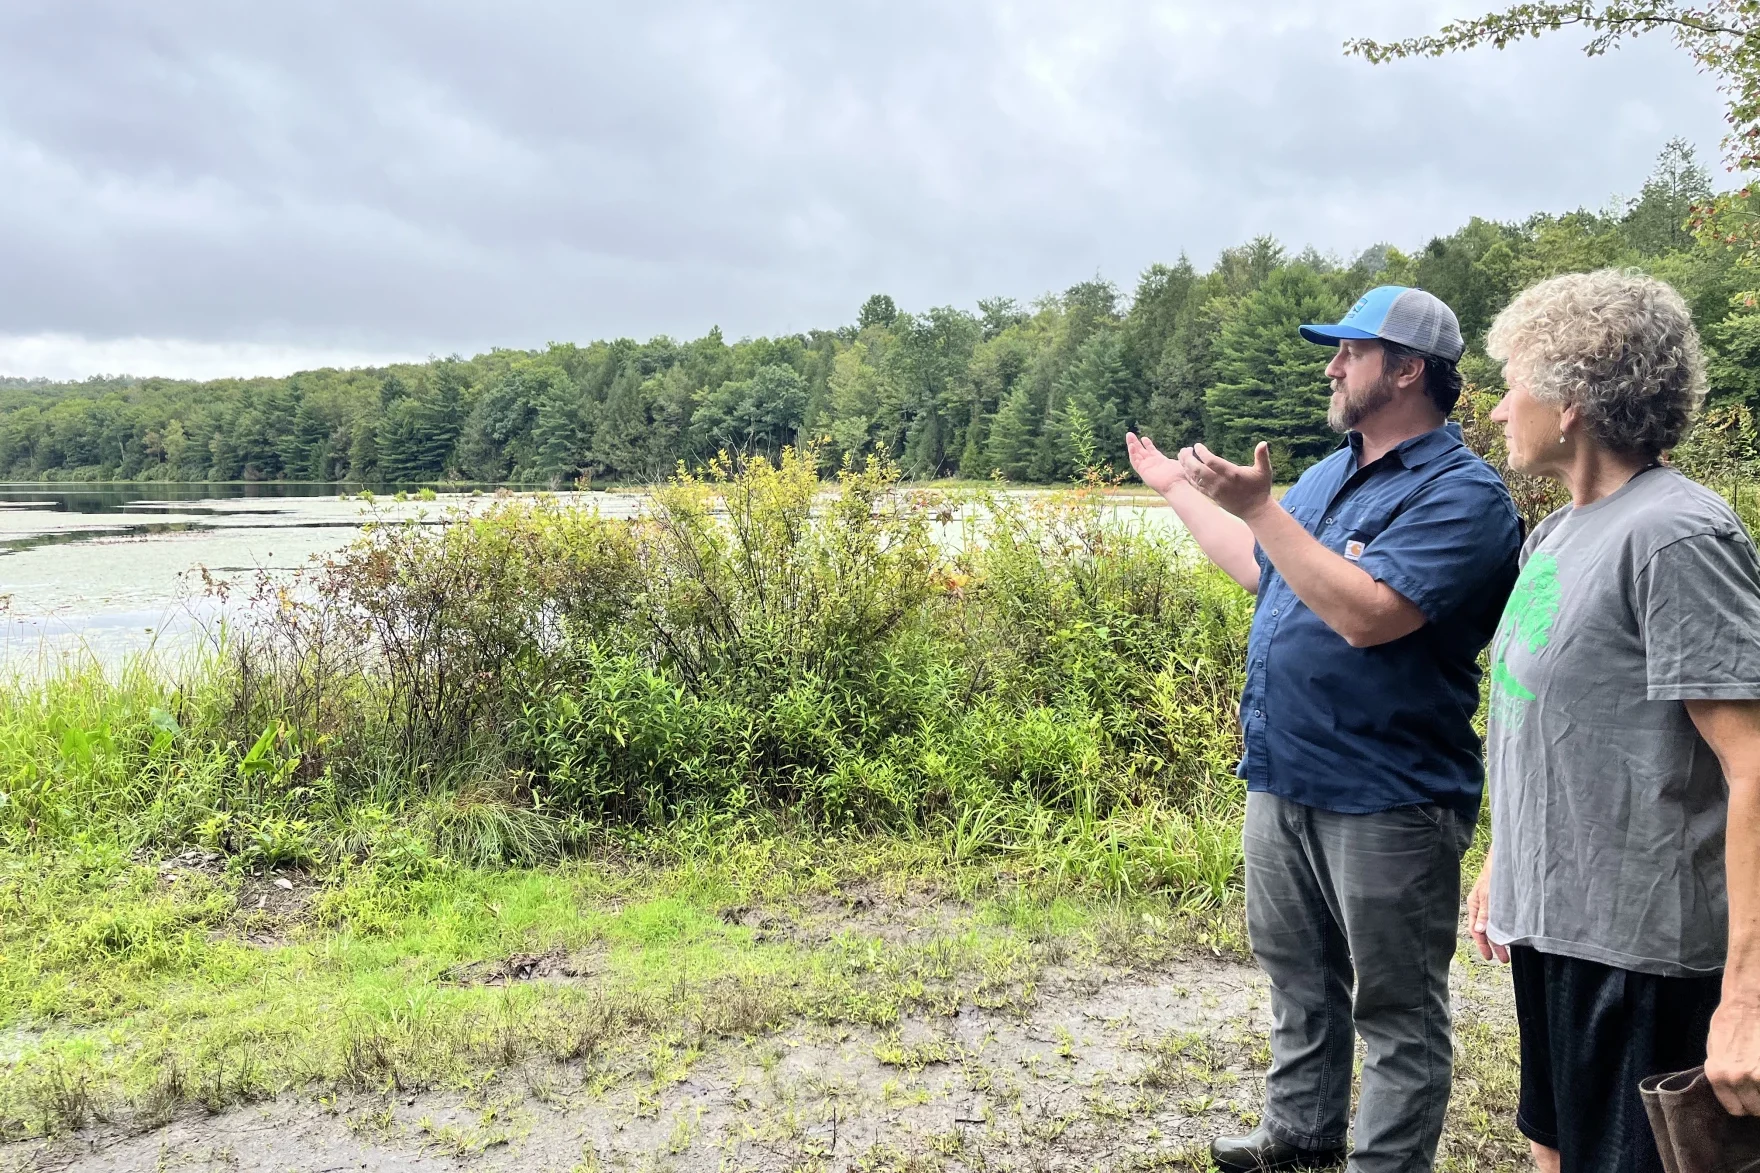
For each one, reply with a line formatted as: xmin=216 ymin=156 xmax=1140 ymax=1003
xmin=0 ymin=0 xmax=1730 ymax=380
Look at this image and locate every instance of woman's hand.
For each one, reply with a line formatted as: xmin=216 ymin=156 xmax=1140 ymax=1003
xmin=1467 ymin=854 xmax=1508 ymax=963
xmin=1708 ymin=998 xmax=1760 ymax=1115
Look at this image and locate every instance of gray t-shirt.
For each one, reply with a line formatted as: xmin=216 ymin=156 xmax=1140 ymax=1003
xmin=1486 ymin=466 xmax=1760 ymax=977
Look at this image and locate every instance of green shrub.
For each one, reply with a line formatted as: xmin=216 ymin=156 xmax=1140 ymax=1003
xmin=2 ymin=448 xmax=1253 ymax=900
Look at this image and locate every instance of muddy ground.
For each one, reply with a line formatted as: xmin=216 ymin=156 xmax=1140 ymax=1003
xmin=0 ymin=902 xmax=1519 ymax=1173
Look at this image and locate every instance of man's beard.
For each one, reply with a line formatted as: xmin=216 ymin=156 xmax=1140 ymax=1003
xmin=1328 ymin=373 xmax=1399 ymax=432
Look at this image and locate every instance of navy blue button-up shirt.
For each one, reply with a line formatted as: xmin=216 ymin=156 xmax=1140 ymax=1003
xmin=1239 ymin=423 xmax=1521 ymax=819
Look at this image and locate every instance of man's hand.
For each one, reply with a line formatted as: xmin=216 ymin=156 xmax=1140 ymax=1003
xmin=1465 ymin=857 xmax=1508 ymax=963
xmin=1708 ymin=1000 xmax=1760 ymax=1115
xmin=1125 ymin=432 xmax=1187 ymax=495
xmin=1123 ymin=430 xmax=1260 ymax=591
xmin=1180 ymin=442 xmax=1275 ymax=521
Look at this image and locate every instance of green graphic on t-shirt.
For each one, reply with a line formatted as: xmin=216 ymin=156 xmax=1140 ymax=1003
xmin=1491 ymin=551 xmax=1560 ymax=723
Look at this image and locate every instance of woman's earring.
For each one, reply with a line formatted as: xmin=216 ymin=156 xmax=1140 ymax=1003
xmin=1558 ymin=434 xmax=1567 ymax=445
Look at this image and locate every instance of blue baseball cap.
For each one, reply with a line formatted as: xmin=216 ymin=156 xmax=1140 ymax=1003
xmin=1300 ymin=285 xmax=1464 ymax=362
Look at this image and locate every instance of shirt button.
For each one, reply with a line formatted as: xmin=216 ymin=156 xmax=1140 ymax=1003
xmin=1324 ymin=516 xmax=1335 ymax=525
xmin=1271 ymin=608 xmax=1279 ymax=617
xmin=1254 ymin=710 xmax=1263 ymax=718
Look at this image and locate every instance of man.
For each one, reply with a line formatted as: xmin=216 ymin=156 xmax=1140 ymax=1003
xmin=1126 ymin=286 xmax=1521 ymax=1172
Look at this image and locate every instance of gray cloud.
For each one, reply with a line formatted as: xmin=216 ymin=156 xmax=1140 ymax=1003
xmin=0 ymin=0 xmax=1729 ymax=376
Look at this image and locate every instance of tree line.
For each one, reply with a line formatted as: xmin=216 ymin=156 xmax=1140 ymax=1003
xmin=2 ymin=141 xmax=1754 ymax=486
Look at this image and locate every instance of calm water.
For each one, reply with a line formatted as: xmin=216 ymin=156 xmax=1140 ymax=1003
xmin=0 ymin=483 xmax=1180 ymax=671
xmin=0 ymin=483 xmax=643 ymax=668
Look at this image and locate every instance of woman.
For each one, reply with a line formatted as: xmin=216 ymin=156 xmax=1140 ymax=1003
xmin=1466 ymin=268 xmax=1760 ymax=1173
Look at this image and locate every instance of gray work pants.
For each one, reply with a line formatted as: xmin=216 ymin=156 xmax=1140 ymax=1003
xmin=1244 ymin=791 xmax=1475 ymax=1173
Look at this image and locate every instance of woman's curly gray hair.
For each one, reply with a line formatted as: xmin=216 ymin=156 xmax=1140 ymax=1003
xmin=1486 ymin=269 xmax=1707 ymax=459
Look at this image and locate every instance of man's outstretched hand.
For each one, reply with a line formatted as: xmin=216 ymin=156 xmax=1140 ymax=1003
xmin=1125 ymin=432 xmax=1187 ymax=495
xmin=1179 ymin=442 xmax=1275 ymax=521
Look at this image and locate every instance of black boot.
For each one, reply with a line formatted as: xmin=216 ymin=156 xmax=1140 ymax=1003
xmin=1210 ymin=1126 xmax=1346 ymax=1171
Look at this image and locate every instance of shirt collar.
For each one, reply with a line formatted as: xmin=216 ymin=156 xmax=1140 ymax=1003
xmin=1345 ymin=422 xmax=1464 ymax=470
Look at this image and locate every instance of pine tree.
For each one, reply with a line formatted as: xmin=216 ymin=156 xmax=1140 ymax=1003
xmin=957 ymin=410 xmax=987 ymax=477
xmin=207 ymin=428 xmax=240 ymax=481
xmin=1146 ymin=293 xmax=1231 ymax=451
xmin=161 ymin=419 xmax=189 ymax=477
xmin=1205 ymin=267 xmax=1346 ymax=473
xmin=409 ymin=364 xmax=465 ymax=477
xmin=283 ymin=397 xmax=332 ymax=480
xmin=587 ymin=364 xmax=651 ymax=479
xmin=374 ymin=400 xmax=423 ymax=483
xmin=1123 ymin=259 xmax=1198 ymax=381
xmin=346 ymin=418 xmax=379 ymax=482
xmin=533 ymin=380 xmax=590 ymax=487
xmin=1623 ymin=138 xmax=1714 ymax=256
xmin=984 ymin=387 xmax=1038 ymax=480
xmin=903 ymin=407 xmax=944 ymax=478
xmin=1049 ymin=329 xmax=1130 ymax=473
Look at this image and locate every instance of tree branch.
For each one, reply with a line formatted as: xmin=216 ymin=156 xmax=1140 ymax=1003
xmin=1346 ymin=4 xmax=1749 ymax=64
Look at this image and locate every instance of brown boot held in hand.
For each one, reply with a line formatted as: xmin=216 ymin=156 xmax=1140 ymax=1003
xmin=1639 ymin=1066 xmax=1760 ymax=1173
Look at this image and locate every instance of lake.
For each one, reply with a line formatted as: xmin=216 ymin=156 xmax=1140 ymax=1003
xmin=0 ymin=482 xmax=1180 ymax=671
xmin=0 ymin=483 xmax=645 ymax=669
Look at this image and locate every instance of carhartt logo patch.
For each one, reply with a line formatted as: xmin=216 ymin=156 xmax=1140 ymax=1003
xmin=1344 ymin=540 xmax=1365 ymax=561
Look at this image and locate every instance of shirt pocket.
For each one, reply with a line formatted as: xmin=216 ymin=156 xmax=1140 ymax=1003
xmin=1327 ymin=499 xmax=1399 ymax=561
xmin=1284 ymin=503 xmax=1326 ymax=538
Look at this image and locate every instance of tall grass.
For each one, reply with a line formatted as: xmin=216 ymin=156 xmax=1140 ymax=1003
xmin=0 ymin=449 xmax=1252 ymax=903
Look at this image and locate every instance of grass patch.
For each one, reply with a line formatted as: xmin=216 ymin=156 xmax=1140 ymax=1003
xmin=0 ymin=822 xmax=1240 ymax=1139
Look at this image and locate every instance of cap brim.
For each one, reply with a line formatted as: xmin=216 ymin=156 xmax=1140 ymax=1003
xmin=1299 ymin=324 xmax=1380 ymax=346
